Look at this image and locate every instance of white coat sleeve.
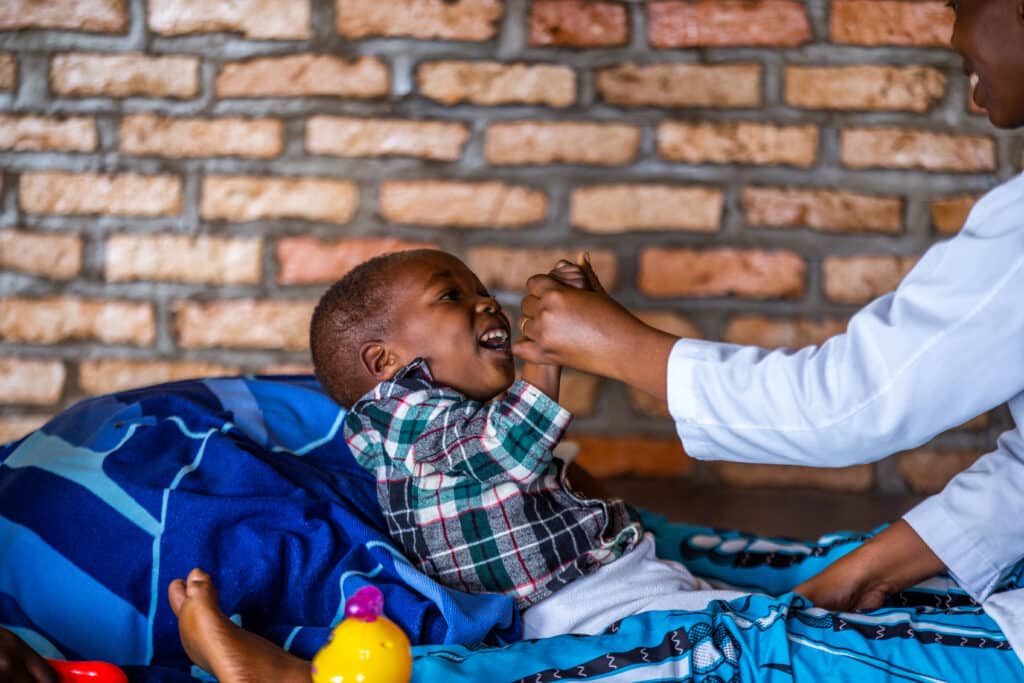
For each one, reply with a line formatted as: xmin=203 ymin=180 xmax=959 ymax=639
xmin=666 ymin=175 xmax=1024 ymax=468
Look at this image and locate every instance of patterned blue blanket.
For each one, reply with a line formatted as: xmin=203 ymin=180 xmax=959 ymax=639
xmin=0 ymin=375 xmax=519 ymax=681
xmin=6 ymin=375 xmax=1013 ymax=682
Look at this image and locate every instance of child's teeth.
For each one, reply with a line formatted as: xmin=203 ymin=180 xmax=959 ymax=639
xmin=970 ymin=73 xmax=979 ymax=89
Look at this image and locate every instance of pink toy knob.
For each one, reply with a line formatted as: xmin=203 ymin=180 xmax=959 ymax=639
xmin=47 ymin=659 xmax=129 ymax=683
xmin=344 ymin=585 xmax=384 ymax=622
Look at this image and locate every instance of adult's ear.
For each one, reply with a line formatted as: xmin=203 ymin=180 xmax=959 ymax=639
xmin=360 ymin=341 xmax=400 ymax=382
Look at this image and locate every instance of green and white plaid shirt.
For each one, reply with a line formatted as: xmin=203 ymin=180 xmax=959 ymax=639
xmin=345 ymin=359 xmax=642 ymax=608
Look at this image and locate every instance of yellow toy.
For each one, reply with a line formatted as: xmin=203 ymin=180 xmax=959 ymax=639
xmin=311 ymin=585 xmax=413 ymax=683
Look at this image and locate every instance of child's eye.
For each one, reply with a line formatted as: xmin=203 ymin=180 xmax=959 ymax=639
xmin=439 ymin=289 xmax=460 ymax=301
xmin=945 ymin=0 xmax=958 ymax=10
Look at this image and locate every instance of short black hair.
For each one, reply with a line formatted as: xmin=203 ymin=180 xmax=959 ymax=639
xmin=310 ymin=249 xmax=436 ymax=408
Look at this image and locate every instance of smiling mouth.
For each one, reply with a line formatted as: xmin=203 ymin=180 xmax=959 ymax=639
xmin=478 ymin=327 xmax=511 ymax=353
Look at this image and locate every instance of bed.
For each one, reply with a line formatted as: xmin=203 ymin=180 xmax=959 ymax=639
xmin=1 ymin=375 xmax=1012 ymax=682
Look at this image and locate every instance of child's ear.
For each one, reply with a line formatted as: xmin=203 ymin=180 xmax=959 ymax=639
xmin=360 ymin=342 xmax=401 ymax=382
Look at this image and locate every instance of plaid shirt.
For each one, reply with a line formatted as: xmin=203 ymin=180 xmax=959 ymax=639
xmin=345 ymin=359 xmax=642 ymax=608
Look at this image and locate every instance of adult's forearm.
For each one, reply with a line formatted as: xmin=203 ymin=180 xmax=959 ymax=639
xmin=795 ymin=519 xmax=946 ymax=611
xmin=849 ymin=520 xmax=945 ymax=595
xmin=584 ymin=322 xmax=675 ymax=403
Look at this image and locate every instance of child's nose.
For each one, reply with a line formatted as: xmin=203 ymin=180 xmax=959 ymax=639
xmin=476 ymin=296 xmax=500 ymax=313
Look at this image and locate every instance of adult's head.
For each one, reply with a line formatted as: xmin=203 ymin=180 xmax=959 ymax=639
xmin=310 ymin=249 xmax=514 ymax=408
xmin=950 ymin=0 xmax=1024 ymax=128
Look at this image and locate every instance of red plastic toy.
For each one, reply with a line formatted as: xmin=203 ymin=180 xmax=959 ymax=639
xmin=46 ymin=659 xmax=129 ymax=683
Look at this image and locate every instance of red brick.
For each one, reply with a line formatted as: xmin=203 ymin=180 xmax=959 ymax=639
xmin=20 ymin=172 xmax=182 ymax=217
xmin=175 ymin=300 xmax=315 ymax=351
xmin=571 ymin=185 xmax=723 ymax=233
xmin=0 ymin=297 xmax=155 ymax=345
xmin=742 ymin=187 xmax=902 ymax=234
xmin=648 ymin=0 xmax=811 ymax=48
xmin=418 ymin=61 xmax=576 ymax=107
xmin=201 ymin=176 xmax=358 ymax=223
xmin=0 ymin=230 xmax=82 ymax=280
xmin=337 ymin=0 xmax=502 ymax=41
xmin=823 ymin=255 xmax=917 ymax=304
xmin=105 ymin=235 xmax=262 ymax=285
xmin=0 ymin=358 xmax=65 ymax=405
xmin=0 ymin=54 xmax=16 ymax=91
xmin=841 ymin=128 xmax=996 ymax=172
xmin=276 ymin=237 xmax=437 ymax=285
xmin=379 ymin=181 xmax=547 ymax=228
xmin=51 ymin=53 xmax=200 ymax=98
xmin=486 ymin=121 xmax=639 ymax=166
xmin=306 ymin=116 xmax=469 ymax=161
xmin=628 ymin=311 xmax=702 ymax=417
xmin=216 ymin=55 xmax=388 ymax=98
xmin=639 ymin=248 xmax=806 ymax=299
xmin=715 ymin=462 xmax=873 ymax=492
xmin=79 ymin=359 xmax=238 ymax=395
xmin=149 ymin=0 xmax=310 ymax=39
xmin=724 ymin=316 xmax=847 ymax=348
xmin=0 ymin=415 xmax=50 ymax=444
xmin=530 ymin=0 xmax=629 ymax=47
xmin=658 ymin=122 xmax=818 ymax=167
xmin=899 ymin=448 xmax=982 ymax=494
xmin=468 ymin=246 xmax=618 ymax=292
xmin=0 ymin=115 xmax=96 ymax=152
xmin=931 ymin=195 xmax=979 ymax=234
xmin=786 ymin=65 xmax=945 ymax=112
xmin=0 ymin=0 xmax=127 ymax=32
xmin=566 ymin=435 xmax=694 ymax=478
xmin=597 ymin=63 xmax=761 ymax=108
xmin=831 ymin=0 xmax=953 ymax=46
xmin=120 ymin=114 xmax=283 ymax=158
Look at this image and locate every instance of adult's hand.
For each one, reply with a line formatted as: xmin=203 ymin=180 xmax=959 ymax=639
xmin=514 ymin=268 xmax=676 ymax=401
xmin=0 ymin=628 xmax=58 ymax=683
xmin=794 ymin=520 xmax=945 ymax=612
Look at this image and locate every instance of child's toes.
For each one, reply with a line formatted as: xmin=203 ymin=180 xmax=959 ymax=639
xmin=168 ymin=578 xmax=188 ymax=615
xmin=185 ymin=568 xmax=219 ymax=602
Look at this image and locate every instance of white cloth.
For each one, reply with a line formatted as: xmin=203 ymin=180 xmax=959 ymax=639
xmin=521 ymin=533 xmax=747 ymax=639
xmin=665 ymin=173 xmax=1024 ymax=659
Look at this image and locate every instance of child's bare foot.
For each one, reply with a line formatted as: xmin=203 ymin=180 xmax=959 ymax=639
xmin=168 ymin=568 xmax=310 ymax=683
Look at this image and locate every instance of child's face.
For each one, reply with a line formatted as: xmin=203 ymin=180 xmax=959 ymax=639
xmin=385 ymin=252 xmax=515 ymax=402
xmin=950 ymin=0 xmax=1024 ymax=128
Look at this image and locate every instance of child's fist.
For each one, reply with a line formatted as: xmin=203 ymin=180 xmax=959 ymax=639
xmin=548 ymin=253 xmax=606 ymax=293
xmin=548 ymin=259 xmax=589 ymax=290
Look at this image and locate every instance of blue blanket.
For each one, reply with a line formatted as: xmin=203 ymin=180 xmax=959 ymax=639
xmin=0 ymin=375 xmax=519 ymax=681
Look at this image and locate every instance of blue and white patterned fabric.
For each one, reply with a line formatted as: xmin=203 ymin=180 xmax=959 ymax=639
xmin=3 ymin=376 xmax=1023 ymax=682
xmin=413 ymin=512 xmax=1024 ymax=682
xmin=0 ymin=375 xmax=519 ymax=681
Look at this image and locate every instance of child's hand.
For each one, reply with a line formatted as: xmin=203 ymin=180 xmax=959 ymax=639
xmin=547 ymin=253 xmax=607 ymax=293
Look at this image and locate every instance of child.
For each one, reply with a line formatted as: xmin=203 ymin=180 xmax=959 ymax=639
xmin=166 ymin=249 xmax=740 ymax=682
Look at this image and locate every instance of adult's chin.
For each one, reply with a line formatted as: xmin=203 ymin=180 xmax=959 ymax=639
xmin=986 ymin=105 xmax=1024 ymax=130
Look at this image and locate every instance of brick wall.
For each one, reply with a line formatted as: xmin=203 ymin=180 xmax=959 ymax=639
xmin=1 ymin=0 xmax=1022 ymax=496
